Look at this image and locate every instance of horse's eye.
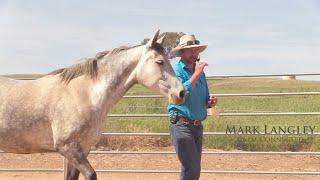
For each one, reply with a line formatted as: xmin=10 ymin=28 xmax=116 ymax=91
xmin=156 ymin=60 xmax=164 ymax=65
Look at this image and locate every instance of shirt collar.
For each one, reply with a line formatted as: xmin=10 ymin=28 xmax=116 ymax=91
xmin=178 ymin=59 xmax=188 ymax=69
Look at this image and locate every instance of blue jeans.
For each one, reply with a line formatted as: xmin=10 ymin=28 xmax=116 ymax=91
xmin=169 ymin=120 xmax=203 ymax=180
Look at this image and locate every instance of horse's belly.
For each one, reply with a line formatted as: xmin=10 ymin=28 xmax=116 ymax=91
xmin=0 ymin=122 xmax=55 ymax=153
xmin=0 ymin=133 xmax=55 ymax=153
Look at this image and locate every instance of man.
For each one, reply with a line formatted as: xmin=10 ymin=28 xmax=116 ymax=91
xmin=168 ymin=34 xmax=218 ymax=180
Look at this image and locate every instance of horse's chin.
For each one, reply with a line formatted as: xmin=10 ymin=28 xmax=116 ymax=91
xmin=169 ymin=96 xmax=185 ymax=105
xmin=158 ymin=85 xmax=185 ymax=104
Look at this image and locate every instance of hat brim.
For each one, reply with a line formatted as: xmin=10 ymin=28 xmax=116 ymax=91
xmin=171 ymin=44 xmax=207 ymax=57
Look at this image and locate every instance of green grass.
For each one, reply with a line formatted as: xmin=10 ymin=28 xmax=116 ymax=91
xmin=106 ymin=78 xmax=320 ymax=151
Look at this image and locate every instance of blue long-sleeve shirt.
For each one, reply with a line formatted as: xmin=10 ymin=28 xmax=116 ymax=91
xmin=167 ymin=59 xmax=210 ymax=121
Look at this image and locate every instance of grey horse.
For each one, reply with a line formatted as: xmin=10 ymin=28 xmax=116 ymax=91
xmin=0 ymin=30 xmax=185 ymax=180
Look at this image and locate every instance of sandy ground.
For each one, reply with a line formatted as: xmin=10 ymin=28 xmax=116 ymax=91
xmin=0 ymin=148 xmax=320 ymax=180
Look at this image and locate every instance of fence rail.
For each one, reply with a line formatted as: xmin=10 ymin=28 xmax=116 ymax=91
xmin=7 ymin=73 xmax=320 ymax=81
xmin=0 ymin=169 xmax=63 ymax=172
xmin=1 ymin=168 xmax=319 ymax=175
xmin=206 ymin=73 xmax=320 ymax=79
xmin=101 ymin=132 xmax=320 ymax=136
xmin=2 ymin=150 xmax=320 ymax=155
xmin=124 ymin=92 xmax=320 ymax=98
xmin=107 ymin=112 xmax=320 ymax=117
xmin=94 ymin=169 xmax=320 ymax=175
xmin=89 ymin=151 xmax=320 ymax=155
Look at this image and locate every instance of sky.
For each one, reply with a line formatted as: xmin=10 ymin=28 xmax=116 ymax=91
xmin=0 ymin=0 xmax=319 ymax=80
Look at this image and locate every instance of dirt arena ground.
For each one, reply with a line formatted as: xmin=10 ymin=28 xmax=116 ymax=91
xmin=1 ymin=148 xmax=320 ymax=180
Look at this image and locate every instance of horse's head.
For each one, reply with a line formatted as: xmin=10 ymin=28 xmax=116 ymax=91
xmin=136 ymin=30 xmax=185 ymax=104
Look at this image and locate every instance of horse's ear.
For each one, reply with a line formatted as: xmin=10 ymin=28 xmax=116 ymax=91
xmin=146 ymin=29 xmax=160 ymax=48
xmin=156 ymin=34 xmax=166 ymax=45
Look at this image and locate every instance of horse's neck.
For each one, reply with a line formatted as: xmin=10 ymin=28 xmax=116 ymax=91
xmin=90 ymin=47 xmax=142 ymax=113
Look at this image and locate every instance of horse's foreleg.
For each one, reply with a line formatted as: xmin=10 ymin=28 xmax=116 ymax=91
xmin=57 ymin=142 xmax=96 ymax=180
xmin=65 ymin=162 xmax=80 ymax=180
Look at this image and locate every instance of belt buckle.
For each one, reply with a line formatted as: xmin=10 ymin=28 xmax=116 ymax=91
xmin=180 ymin=117 xmax=189 ymax=124
xmin=193 ymin=120 xmax=201 ymax=126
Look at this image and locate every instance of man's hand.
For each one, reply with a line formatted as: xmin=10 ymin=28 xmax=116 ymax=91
xmin=194 ymin=61 xmax=208 ymax=76
xmin=208 ymin=96 xmax=220 ymax=119
xmin=190 ymin=61 xmax=208 ymax=87
xmin=207 ymin=96 xmax=218 ymax=108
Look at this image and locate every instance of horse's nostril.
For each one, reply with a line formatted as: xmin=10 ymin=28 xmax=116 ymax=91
xmin=179 ymin=90 xmax=185 ymax=99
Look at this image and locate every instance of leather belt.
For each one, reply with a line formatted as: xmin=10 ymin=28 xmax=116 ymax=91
xmin=178 ymin=117 xmax=202 ymax=126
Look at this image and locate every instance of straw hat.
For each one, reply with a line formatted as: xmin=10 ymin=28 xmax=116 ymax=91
xmin=171 ymin=34 xmax=207 ymax=57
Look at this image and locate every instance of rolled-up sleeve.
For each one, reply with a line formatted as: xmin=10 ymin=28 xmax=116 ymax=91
xmin=183 ymin=79 xmax=192 ymax=93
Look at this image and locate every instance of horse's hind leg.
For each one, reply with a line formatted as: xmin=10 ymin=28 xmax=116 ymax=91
xmin=57 ymin=142 xmax=96 ymax=180
xmin=65 ymin=162 xmax=80 ymax=180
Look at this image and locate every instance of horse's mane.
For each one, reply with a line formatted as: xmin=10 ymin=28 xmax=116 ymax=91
xmin=47 ymin=43 xmax=164 ymax=84
xmin=48 ymin=58 xmax=99 ymax=84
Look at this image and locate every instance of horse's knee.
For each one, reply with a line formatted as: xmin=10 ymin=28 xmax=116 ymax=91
xmin=86 ymin=171 xmax=97 ymax=180
xmin=55 ymin=142 xmax=95 ymax=180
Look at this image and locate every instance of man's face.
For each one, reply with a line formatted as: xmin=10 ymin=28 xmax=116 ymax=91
xmin=181 ymin=48 xmax=199 ymax=64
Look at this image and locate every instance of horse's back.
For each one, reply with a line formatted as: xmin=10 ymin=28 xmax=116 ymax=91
xmin=0 ymin=76 xmax=37 ymax=108
xmin=0 ymin=76 xmax=18 ymax=84
xmin=0 ymin=77 xmax=21 ymax=109
xmin=0 ymin=76 xmax=19 ymax=93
